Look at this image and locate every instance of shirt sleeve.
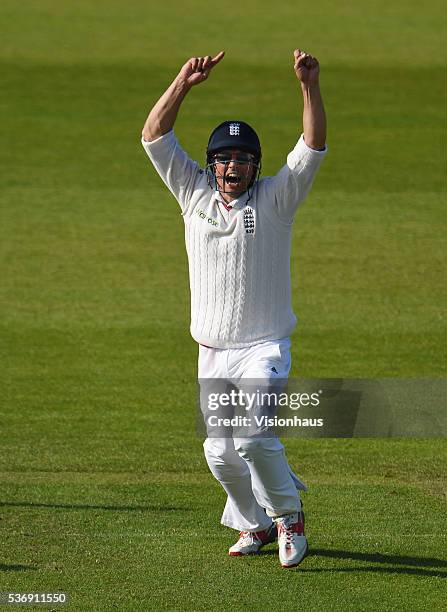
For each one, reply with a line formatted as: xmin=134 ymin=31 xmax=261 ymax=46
xmin=141 ymin=130 xmax=204 ymax=213
xmin=260 ymin=134 xmax=327 ymax=221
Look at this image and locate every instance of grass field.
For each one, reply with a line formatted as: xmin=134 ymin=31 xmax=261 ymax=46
xmin=1 ymin=1 xmax=447 ymax=610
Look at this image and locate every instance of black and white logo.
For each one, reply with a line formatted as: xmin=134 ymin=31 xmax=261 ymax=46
xmin=229 ymin=122 xmax=240 ymax=136
xmin=243 ymin=207 xmax=255 ymax=234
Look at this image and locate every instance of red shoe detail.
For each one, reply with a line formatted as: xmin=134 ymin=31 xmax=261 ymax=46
xmin=256 ymin=527 xmax=277 ymax=544
xmin=276 ymin=512 xmax=308 ymax=568
xmin=277 ymin=517 xmax=304 ymax=538
xmin=228 ymin=525 xmax=277 ymax=556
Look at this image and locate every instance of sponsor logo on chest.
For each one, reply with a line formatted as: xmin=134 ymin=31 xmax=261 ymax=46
xmin=194 ymin=205 xmax=256 ymax=236
xmin=196 ymin=208 xmax=219 ymax=227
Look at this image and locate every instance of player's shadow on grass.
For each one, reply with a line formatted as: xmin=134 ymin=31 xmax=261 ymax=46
xmin=0 ymin=563 xmax=36 ymax=572
xmin=307 ymin=548 xmax=447 ymax=578
xmin=258 ymin=548 xmax=447 ymax=578
xmin=310 ymin=548 xmax=447 ymax=568
xmin=0 ymin=501 xmax=190 ymax=512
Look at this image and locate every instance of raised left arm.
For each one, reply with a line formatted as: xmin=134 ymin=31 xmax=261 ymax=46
xmin=294 ymin=49 xmax=327 ymax=151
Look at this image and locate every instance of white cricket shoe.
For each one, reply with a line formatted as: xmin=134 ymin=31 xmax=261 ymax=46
xmin=228 ymin=523 xmax=277 ymax=556
xmin=275 ymin=511 xmax=308 ymax=568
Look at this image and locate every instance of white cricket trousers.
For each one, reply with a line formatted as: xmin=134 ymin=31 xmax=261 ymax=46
xmin=198 ymin=338 xmax=306 ymax=532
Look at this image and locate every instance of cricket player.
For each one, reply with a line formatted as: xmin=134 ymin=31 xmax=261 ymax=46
xmin=141 ymin=49 xmax=327 ymax=568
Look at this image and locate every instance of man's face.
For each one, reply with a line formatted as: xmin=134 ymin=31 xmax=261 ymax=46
xmin=213 ymin=149 xmax=256 ymax=199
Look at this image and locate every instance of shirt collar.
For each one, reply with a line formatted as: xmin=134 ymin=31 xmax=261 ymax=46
xmin=213 ymin=190 xmax=250 ymax=210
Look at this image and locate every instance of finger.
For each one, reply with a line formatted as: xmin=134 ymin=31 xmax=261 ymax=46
xmin=304 ymin=55 xmax=315 ymax=68
xmin=190 ymin=57 xmax=199 ymax=72
xmin=202 ymin=55 xmax=212 ymax=71
xmin=197 ymin=57 xmax=205 ymax=72
xmin=210 ymin=50 xmax=225 ymax=66
xmin=297 ymin=53 xmax=311 ymax=68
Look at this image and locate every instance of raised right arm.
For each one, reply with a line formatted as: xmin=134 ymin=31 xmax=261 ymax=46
xmin=142 ymin=52 xmax=225 ymax=142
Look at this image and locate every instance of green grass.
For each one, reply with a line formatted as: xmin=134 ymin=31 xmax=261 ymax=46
xmin=1 ymin=473 xmax=446 ymax=611
xmin=1 ymin=0 xmax=447 ymax=610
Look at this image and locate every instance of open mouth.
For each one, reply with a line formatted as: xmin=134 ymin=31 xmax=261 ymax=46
xmin=225 ymin=174 xmax=242 ymax=185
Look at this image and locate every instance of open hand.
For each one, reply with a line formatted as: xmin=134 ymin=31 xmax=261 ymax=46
xmin=294 ymin=49 xmax=320 ymax=85
xmin=179 ymin=51 xmax=225 ymax=87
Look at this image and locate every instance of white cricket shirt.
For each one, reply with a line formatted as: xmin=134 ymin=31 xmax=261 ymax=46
xmin=141 ymin=130 xmax=326 ymax=348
